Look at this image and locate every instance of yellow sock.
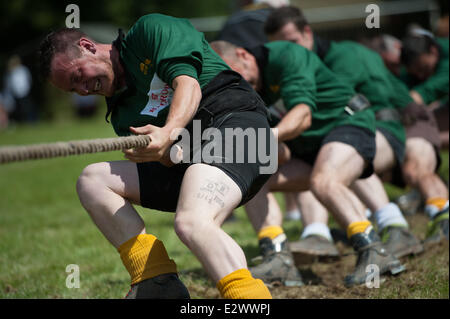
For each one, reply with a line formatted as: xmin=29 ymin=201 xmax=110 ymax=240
xmin=258 ymin=225 xmax=284 ymax=240
xmin=118 ymin=234 xmax=177 ymax=285
xmin=217 ymin=269 xmax=272 ymax=299
xmin=346 ymin=221 xmax=372 ymax=239
xmin=426 ymin=198 xmax=448 ymax=211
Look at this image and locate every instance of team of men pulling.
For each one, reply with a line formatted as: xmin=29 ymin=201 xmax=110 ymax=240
xmin=37 ymin=2 xmax=448 ymax=298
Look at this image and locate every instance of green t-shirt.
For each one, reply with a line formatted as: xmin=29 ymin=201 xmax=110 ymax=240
xmin=108 ymin=14 xmax=230 ymax=136
xmin=400 ymin=37 xmax=449 ymax=105
xmin=260 ymin=41 xmax=375 ymax=155
xmin=320 ymin=40 xmax=410 ymax=143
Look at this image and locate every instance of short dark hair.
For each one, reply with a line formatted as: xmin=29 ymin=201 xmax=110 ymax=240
xmin=264 ymin=6 xmax=309 ymax=35
xmin=38 ymin=28 xmax=88 ymax=80
xmin=401 ymin=34 xmax=438 ymax=67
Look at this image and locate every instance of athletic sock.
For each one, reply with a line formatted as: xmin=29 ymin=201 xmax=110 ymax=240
xmin=257 ymin=225 xmax=284 ymax=241
xmin=301 ymin=222 xmax=333 ymax=242
xmin=346 ymin=220 xmax=372 ymax=239
xmin=118 ymin=234 xmax=177 ymax=285
xmin=374 ymin=202 xmax=409 ymax=231
xmin=286 ymin=208 xmax=302 ymax=220
xmin=425 ymin=198 xmax=449 ymax=219
xmin=216 ymin=268 xmax=272 ymax=299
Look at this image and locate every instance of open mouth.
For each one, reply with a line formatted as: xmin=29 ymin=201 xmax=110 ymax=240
xmin=94 ymin=78 xmax=101 ymax=93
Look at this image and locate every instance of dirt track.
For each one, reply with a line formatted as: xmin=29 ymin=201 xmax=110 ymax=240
xmin=185 ymin=214 xmax=449 ymax=299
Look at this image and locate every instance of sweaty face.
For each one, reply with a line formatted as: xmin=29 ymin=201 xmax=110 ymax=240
xmin=407 ymin=51 xmax=439 ymax=81
xmin=50 ymin=50 xmax=115 ymax=97
xmin=269 ymin=22 xmax=314 ymax=51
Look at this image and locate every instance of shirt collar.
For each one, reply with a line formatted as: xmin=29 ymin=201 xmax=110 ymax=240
xmin=313 ymin=35 xmax=331 ymax=61
xmin=105 ymin=29 xmax=136 ymax=122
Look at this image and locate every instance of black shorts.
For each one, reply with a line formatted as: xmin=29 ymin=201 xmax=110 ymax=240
xmin=137 ymin=71 xmax=274 ymax=212
xmin=288 ymin=125 xmax=376 ymax=179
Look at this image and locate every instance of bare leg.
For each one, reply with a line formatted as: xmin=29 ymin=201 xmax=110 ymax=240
xmin=284 ymin=193 xmax=299 ymax=212
xmin=173 ymin=163 xmax=247 ymax=283
xmin=284 ymin=192 xmax=301 ymax=220
xmin=245 ymin=158 xmax=312 ymax=233
xmin=351 ymin=174 xmax=390 ymax=213
xmin=310 ymin=142 xmax=368 ymax=229
xmin=403 ymin=138 xmax=448 ymax=200
xmin=76 ymin=161 xmax=145 ymax=248
xmin=373 ymin=130 xmax=396 ymax=174
xmin=297 ymin=191 xmax=329 ymax=226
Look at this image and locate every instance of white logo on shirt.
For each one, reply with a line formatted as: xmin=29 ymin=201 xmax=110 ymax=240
xmin=140 ymin=74 xmax=173 ymax=117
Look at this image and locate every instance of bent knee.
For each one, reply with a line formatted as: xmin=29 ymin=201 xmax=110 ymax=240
xmin=76 ymin=162 xmax=109 ymax=196
xmin=174 ymin=212 xmax=210 ymax=246
xmin=310 ymin=173 xmax=335 ymax=197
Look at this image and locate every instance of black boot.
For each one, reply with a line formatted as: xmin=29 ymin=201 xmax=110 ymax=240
xmin=250 ymin=234 xmax=304 ymax=287
xmin=125 ymin=273 xmax=190 ymax=299
xmin=344 ymin=226 xmax=406 ymax=287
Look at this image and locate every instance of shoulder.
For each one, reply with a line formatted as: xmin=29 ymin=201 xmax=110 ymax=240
xmin=265 ymin=41 xmax=312 ymax=60
xmin=130 ymin=14 xmax=192 ymax=35
xmin=134 ymin=13 xmax=177 ymax=27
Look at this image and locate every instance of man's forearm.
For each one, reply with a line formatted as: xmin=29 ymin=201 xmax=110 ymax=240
xmin=164 ymin=75 xmax=202 ymax=134
xmin=410 ymin=90 xmax=424 ymax=105
xmin=276 ymin=103 xmax=312 ymax=142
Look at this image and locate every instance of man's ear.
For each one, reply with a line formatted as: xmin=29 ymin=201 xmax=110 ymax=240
xmin=235 ymin=47 xmax=249 ymax=59
xmin=303 ymin=25 xmax=313 ymax=38
xmin=79 ymin=37 xmax=96 ymax=54
xmin=430 ymin=45 xmax=439 ymax=57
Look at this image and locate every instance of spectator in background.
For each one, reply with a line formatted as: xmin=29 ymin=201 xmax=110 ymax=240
xmin=0 ymin=90 xmax=15 ymax=129
xmin=72 ymin=93 xmax=99 ymax=118
xmin=0 ymin=95 xmax=9 ymax=130
xmin=3 ymin=55 xmax=37 ymax=123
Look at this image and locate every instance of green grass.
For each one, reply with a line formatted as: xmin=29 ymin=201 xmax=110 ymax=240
xmin=0 ymin=117 xmax=448 ymax=299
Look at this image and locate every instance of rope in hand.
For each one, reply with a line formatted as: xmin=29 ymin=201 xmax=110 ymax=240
xmin=0 ymin=135 xmax=151 ymax=164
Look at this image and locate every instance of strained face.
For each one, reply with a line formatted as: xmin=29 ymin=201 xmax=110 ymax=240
xmin=407 ymin=52 xmax=439 ymax=81
xmin=50 ymin=51 xmax=115 ymax=97
xmin=269 ymin=22 xmax=313 ymax=51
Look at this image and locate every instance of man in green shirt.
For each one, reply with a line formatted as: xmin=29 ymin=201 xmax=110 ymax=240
xmin=211 ymin=39 xmax=405 ymax=287
xmin=400 ymin=32 xmax=449 ymax=242
xmin=38 ymin=14 xmax=275 ymax=299
xmin=401 ymin=33 xmax=449 ymax=106
xmin=264 ymin=6 xmax=445 ymax=255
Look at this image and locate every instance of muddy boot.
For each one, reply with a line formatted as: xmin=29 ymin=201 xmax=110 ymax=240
xmin=424 ymin=210 xmax=449 ymax=245
xmin=125 ymin=273 xmax=190 ymax=299
xmin=344 ymin=226 xmax=406 ymax=287
xmin=395 ymin=189 xmax=423 ymax=216
xmin=379 ymin=226 xmax=424 ymax=258
xmin=250 ymin=234 xmax=304 ymax=287
xmin=289 ymin=235 xmax=340 ymax=265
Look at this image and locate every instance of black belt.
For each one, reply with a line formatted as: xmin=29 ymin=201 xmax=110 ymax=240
xmin=376 ymin=108 xmax=402 ymax=122
xmin=344 ymin=94 xmax=371 ymax=115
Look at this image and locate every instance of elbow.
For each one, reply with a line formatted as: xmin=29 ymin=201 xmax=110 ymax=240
xmin=195 ymin=81 xmax=202 ymax=104
xmin=304 ymin=108 xmax=312 ymax=130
